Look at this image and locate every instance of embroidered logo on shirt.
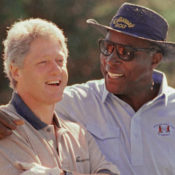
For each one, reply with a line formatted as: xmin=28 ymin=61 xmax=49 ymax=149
xmin=76 ymin=156 xmax=89 ymax=162
xmin=153 ymin=123 xmax=175 ymax=136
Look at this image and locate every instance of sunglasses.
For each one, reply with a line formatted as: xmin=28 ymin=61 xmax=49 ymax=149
xmin=98 ymin=39 xmax=157 ymax=61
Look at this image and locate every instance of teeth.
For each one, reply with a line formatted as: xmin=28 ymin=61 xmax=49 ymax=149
xmin=47 ymin=80 xmax=61 ymax=85
xmin=108 ymin=72 xmax=123 ymax=78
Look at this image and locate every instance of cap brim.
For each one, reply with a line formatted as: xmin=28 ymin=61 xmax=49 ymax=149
xmin=87 ymin=19 xmax=175 ymax=60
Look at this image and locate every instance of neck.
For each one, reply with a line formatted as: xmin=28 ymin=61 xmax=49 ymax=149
xmin=18 ymin=92 xmax=55 ymax=124
xmin=117 ymin=82 xmax=160 ymax=112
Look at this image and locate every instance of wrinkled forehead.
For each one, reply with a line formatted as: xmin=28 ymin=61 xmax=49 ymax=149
xmin=24 ymin=37 xmax=67 ymax=62
xmin=35 ymin=36 xmax=67 ymax=56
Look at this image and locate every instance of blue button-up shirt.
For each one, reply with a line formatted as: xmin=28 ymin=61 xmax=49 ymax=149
xmin=55 ymin=70 xmax=175 ymax=175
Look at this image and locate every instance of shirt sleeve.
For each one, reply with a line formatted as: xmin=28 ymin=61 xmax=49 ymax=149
xmin=0 ymin=130 xmax=40 ymax=175
xmin=85 ymin=131 xmax=120 ymax=175
xmin=97 ymin=169 xmax=119 ymax=175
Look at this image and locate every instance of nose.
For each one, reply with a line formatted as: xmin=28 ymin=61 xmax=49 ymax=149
xmin=50 ymin=60 xmax=62 ymax=75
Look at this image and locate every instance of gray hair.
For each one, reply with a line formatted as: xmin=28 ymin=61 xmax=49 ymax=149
xmin=3 ymin=18 xmax=68 ymax=89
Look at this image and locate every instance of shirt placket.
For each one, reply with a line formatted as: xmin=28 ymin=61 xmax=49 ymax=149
xmin=42 ymin=125 xmax=62 ymax=168
xmin=130 ymin=115 xmax=143 ymax=166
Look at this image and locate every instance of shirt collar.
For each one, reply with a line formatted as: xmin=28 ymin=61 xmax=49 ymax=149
xmin=102 ymin=70 xmax=169 ymax=104
xmin=152 ymin=70 xmax=168 ymax=105
xmin=102 ymin=81 xmax=109 ymax=103
xmin=10 ymin=92 xmax=60 ymax=130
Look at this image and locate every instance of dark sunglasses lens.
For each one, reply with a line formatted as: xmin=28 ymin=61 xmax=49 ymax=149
xmin=116 ymin=45 xmax=135 ymax=61
xmin=99 ymin=40 xmax=135 ymax=61
xmin=99 ymin=40 xmax=114 ymax=56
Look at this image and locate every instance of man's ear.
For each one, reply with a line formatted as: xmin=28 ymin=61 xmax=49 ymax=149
xmin=10 ymin=64 xmax=20 ymax=81
xmin=151 ymin=52 xmax=162 ymax=69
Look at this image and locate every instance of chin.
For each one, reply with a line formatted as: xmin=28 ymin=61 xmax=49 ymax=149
xmin=45 ymin=94 xmax=63 ymax=105
xmin=53 ymin=95 xmax=63 ymax=103
xmin=56 ymin=96 xmax=63 ymax=103
xmin=106 ymin=83 xmax=121 ymax=94
xmin=45 ymin=98 xmax=62 ymax=105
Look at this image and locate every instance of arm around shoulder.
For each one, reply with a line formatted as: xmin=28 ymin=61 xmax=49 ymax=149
xmin=85 ymin=130 xmax=120 ymax=175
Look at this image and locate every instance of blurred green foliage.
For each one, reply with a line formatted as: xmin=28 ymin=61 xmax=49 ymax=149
xmin=0 ymin=0 xmax=175 ymax=104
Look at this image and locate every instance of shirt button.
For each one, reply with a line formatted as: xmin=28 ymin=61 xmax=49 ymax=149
xmin=46 ymin=128 xmax=51 ymax=132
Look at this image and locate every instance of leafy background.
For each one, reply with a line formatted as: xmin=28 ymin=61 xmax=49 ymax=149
xmin=0 ymin=0 xmax=175 ymax=104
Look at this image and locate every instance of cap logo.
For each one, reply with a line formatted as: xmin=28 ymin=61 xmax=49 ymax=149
xmin=112 ymin=17 xmax=135 ymax=29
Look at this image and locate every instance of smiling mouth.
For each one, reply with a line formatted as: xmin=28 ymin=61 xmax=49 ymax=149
xmin=108 ymin=72 xmax=124 ymax=79
xmin=46 ymin=80 xmax=61 ymax=86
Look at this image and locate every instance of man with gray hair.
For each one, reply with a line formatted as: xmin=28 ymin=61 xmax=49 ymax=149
xmin=0 ymin=18 xmax=119 ymax=175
